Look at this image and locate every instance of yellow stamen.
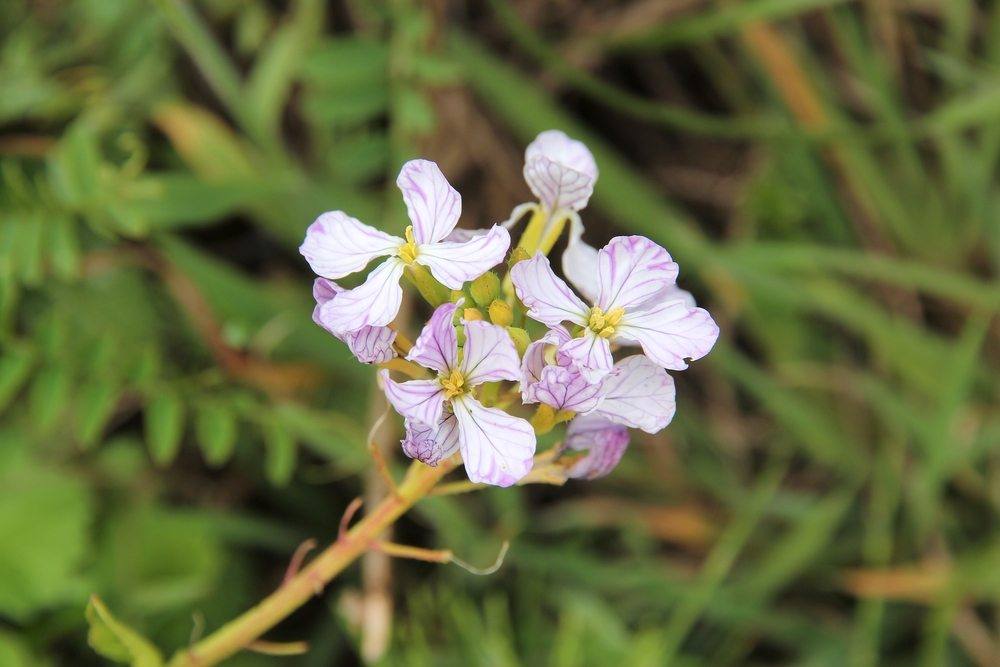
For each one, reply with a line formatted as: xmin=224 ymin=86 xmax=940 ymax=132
xmin=440 ymin=369 xmax=467 ymax=399
xmin=398 ymin=225 xmax=419 ymax=264
xmin=586 ymin=306 xmax=625 ymax=338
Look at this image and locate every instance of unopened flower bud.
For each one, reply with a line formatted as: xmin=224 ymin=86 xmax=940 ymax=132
xmin=470 ymin=272 xmax=500 ymax=308
xmin=463 ymin=307 xmax=483 ymax=321
xmin=506 ymin=327 xmax=531 ymax=356
xmin=488 ymin=300 xmax=513 ymax=327
xmin=508 ymin=246 xmax=531 ymax=268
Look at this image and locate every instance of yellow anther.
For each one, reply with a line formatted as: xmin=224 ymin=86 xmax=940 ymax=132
xmin=586 ymin=306 xmax=625 ymax=338
xmin=440 ymin=369 xmax=467 ymax=399
xmin=398 ymin=225 xmax=419 ymax=264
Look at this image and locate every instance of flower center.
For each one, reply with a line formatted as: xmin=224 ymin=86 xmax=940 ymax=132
xmin=439 ymin=368 xmax=467 ymax=399
xmin=398 ymin=225 xmax=419 ymax=265
xmin=587 ymin=306 xmax=625 ymax=338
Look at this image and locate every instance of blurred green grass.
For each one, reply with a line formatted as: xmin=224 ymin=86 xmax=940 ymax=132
xmin=0 ymin=0 xmax=997 ymax=665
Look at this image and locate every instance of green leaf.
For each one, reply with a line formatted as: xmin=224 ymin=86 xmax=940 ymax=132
xmin=28 ymin=365 xmax=70 ymax=434
xmin=0 ymin=456 xmax=92 ymax=619
xmin=0 ymin=343 xmax=35 ymax=414
xmin=145 ymin=388 xmax=185 ymax=466
xmin=85 ymin=595 xmax=163 ymax=666
xmin=75 ymin=378 xmax=122 ymax=449
xmin=263 ymin=413 xmax=297 ymax=486
xmin=47 ymin=123 xmax=102 ymax=207
xmin=195 ymin=400 xmax=238 ymax=467
xmin=49 ymin=214 xmax=80 ymax=280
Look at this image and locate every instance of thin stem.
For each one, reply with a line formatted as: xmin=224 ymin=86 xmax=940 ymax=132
xmin=166 ymin=460 xmax=456 ymax=667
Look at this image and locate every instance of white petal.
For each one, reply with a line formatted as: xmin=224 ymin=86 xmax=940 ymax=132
xmin=615 ymin=301 xmax=719 ymax=371
xmin=379 ymin=370 xmax=446 ymax=426
xmin=300 ymin=211 xmax=402 ymax=279
xmin=453 ymin=396 xmax=535 ymax=487
xmin=562 ymin=214 xmax=600 ymax=303
xmin=396 ymin=159 xmax=461 ymax=244
xmin=415 ymin=225 xmax=511 ymax=289
xmin=559 ymin=331 xmax=613 ymax=383
xmin=509 ymin=253 xmax=589 ymax=328
xmin=318 ymin=258 xmax=405 ymax=333
xmin=524 ymin=130 xmax=598 ymax=212
xmin=532 ymin=365 xmax=604 ymax=414
xmin=342 ymin=326 xmax=397 ymax=364
xmin=460 ymin=320 xmax=521 ymax=385
xmin=565 ymin=414 xmax=630 ymax=480
xmin=597 ymin=236 xmax=678 ymax=311
xmin=520 ymin=326 xmax=572 ymax=400
xmin=593 ymin=356 xmax=675 ymax=433
xmin=401 ymin=413 xmax=460 ymax=466
xmin=407 ymin=300 xmax=459 ymax=373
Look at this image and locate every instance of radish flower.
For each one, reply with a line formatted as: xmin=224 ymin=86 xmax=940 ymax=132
xmin=312 ymin=278 xmax=397 ymax=364
xmin=564 ymin=415 xmax=629 ymax=480
xmin=510 ymin=236 xmax=719 ymax=382
xmin=301 ymin=159 xmax=510 ymax=334
xmin=380 ymin=301 xmax=535 ymax=487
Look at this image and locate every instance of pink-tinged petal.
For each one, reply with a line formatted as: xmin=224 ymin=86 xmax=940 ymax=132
xmin=452 ymin=396 xmax=535 ymax=487
xmin=524 ymin=130 xmax=598 ymax=212
xmin=562 ymin=214 xmax=600 ymax=303
xmin=509 ymin=253 xmax=589 ymax=328
xmin=318 ymin=258 xmax=405 ymax=333
xmin=597 ymin=236 xmax=678 ymax=311
xmin=312 ymin=278 xmax=396 ymax=363
xmin=559 ymin=331 xmax=613 ymax=383
xmin=532 ymin=365 xmax=604 ymax=414
xmin=615 ymin=301 xmax=719 ymax=371
xmin=379 ymin=370 xmax=446 ymax=426
xmin=396 ymin=159 xmax=461 ymax=244
xmin=401 ymin=413 xmax=459 ymax=466
xmin=342 ymin=326 xmax=397 ymax=364
xmin=565 ymin=414 xmax=629 ymax=480
xmin=415 ymin=225 xmax=511 ymax=289
xmin=520 ymin=326 xmax=572 ymax=400
xmin=594 ymin=356 xmax=675 ymax=433
xmin=460 ymin=320 xmax=521 ymax=385
xmin=407 ymin=300 xmax=460 ymax=373
xmin=300 ymin=211 xmax=403 ymax=279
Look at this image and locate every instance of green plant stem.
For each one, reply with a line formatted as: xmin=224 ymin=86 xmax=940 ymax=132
xmin=166 ymin=459 xmax=456 ymax=667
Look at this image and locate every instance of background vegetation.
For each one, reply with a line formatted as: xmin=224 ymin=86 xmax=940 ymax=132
xmin=1 ymin=0 xmax=997 ymax=664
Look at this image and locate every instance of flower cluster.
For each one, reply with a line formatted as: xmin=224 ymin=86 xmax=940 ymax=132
xmin=301 ymin=131 xmax=719 ymax=487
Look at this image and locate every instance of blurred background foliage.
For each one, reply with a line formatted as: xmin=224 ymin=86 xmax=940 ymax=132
xmin=0 ymin=0 xmax=997 ymax=665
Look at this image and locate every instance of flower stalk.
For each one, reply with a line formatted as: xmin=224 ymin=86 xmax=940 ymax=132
xmin=166 ymin=459 xmax=456 ymax=667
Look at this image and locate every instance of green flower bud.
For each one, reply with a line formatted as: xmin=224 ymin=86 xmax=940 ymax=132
xmin=488 ymin=300 xmax=513 ymax=327
xmin=470 ymin=272 xmax=501 ymax=308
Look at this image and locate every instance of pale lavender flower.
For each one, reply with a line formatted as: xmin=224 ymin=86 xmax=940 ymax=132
xmin=591 ymin=355 xmax=676 ymax=433
xmin=510 ymin=236 xmax=719 ymax=382
xmin=312 ymin=278 xmax=396 ymax=364
xmin=300 ymin=160 xmax=510 ymax=334
xmin=524 ymin=130 xmax=599 ymax=214
xmin=401 ymin=413 xmax=459 ymax=467
xmin=520 ymin=326 xmax=603 ymax=414
xmin=565 ymin=414 xmax=630 ymax=480
xmin=379 ymin=301 xmax=535 ymax=486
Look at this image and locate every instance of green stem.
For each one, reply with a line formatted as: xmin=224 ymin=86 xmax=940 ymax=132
xmin=405 ymin=264 xmax=450 ymax=306
xmin=166 ymin=460 xmax=456 ymax=667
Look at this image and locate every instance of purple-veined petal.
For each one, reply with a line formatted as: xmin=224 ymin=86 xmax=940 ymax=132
xmin=401 ymin=412 xmax=459 ymax=466
xmin=593 ymin=355 xmax=675 ymax=433
xmin=532 ymin=365 xmax=604 ymax=414
xmin=318 ymin=258 xmax=405 ymax=333
xmin=559 ymin=331 xmax=613 ymax=383
xmin=452 ymin=396 xmax=535 ymax=487
xmin=460 ymin=319 xmax=521 ymax=385
xmin=562 ymin=214 xmax=600 ymax=303
xmin=379 ymin=370 xmax=446 ymax=426
xmin=396 ymin=159 xmax=461 ymax=244
xmin=597 ymin=236 xmax=678 ymax=311
xmin=565 ymin=414 xmax=630 ymax=480
xmin=407 ymin=300 xmax=460 ymax=373
xmin=615 ymin=301 xmax=719 ymax=371
xmin=312 ymin=279 xmax=396 ymax=363
xmin=300 ymin=211 xmax=403 ymax=279
xmin=342 ymin=326 xmax=397 ymax=364
xmin=415 ymin=225 xmax=511 ymax=289
xmin=520 ymin=326 xmax=572 ymax=401
xmin=509 ymin=253 xmax=589 ymax=327
xmin=523 ymin=130 xmax=598 ymax=212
